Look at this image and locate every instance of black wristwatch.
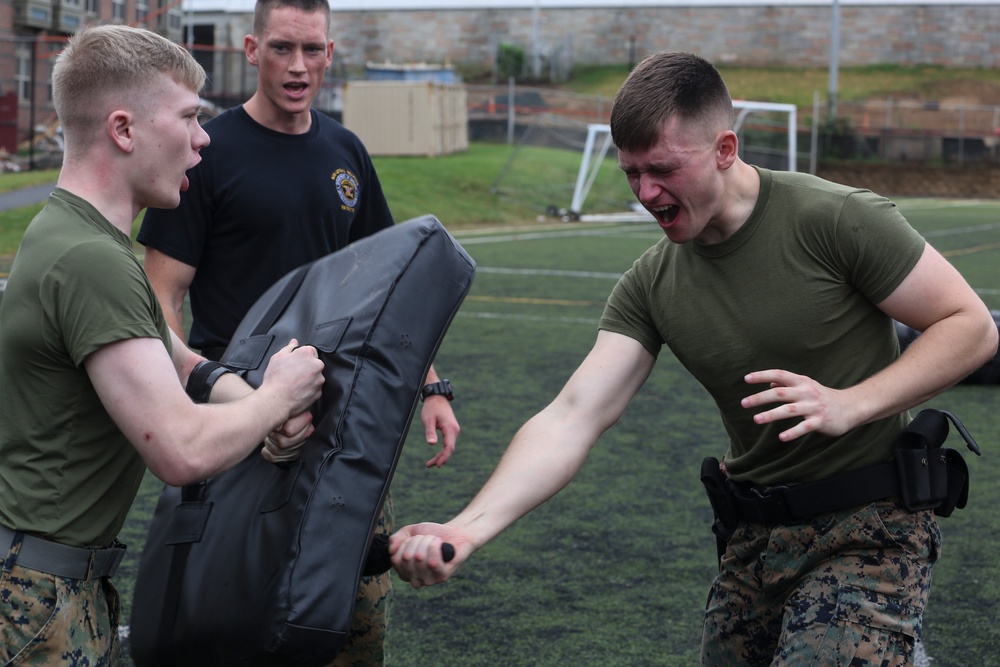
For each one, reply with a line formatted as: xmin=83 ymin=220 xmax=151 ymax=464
xmin=421 ymin=379 xmax=454 ymax=402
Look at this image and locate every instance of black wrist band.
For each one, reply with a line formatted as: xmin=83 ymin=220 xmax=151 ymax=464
xmin=421 ymin=379 xmax=454 ymax=402
xmin=186 ymin=360 xmax=235 ymax=404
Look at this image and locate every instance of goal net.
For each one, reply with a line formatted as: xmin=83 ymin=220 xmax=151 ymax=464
xmin=488 ymin=113 xmax=639 ymax=221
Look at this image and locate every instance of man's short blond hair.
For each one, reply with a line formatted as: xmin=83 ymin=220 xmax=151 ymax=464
xmin=52 ymin=25 xmax=205 ymax=145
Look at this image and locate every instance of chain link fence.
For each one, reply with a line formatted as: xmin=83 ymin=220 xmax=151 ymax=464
xmin=1 ymin=35 xmax=997 ymax=170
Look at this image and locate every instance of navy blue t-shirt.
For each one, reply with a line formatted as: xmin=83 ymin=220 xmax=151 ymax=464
xmin=139 ymin=106 xmax=394 ymax=351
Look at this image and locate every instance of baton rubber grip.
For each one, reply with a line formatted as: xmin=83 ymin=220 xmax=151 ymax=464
xmin=364 ymin=536 xmax=455 ymax=576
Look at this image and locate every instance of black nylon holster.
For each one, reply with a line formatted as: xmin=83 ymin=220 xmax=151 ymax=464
xmin=700 ymin=409 xmax=981 ymax=566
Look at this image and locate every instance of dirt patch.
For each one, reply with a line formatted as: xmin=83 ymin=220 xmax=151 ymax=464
xmin=933 ymin=79 xmax=1000 ymax=107
xmin=877 ymin=79 xmax=1000 ymax=108
xmin=817 ymin=162 xmax=1000 ymax=199
xmin=819 ymin=79 xmax=1000 ymax=198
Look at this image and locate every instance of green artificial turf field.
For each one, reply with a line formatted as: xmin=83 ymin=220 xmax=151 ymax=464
xmin=111 ymin=197 xmax=1000 ymax=666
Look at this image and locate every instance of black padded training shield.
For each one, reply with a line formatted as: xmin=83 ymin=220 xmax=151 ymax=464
xmin=130 ymin=216 xmax=475 ymax=666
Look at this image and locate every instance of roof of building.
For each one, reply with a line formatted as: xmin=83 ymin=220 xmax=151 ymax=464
xmin=187 ymin=0 xmax=1000 ymax=13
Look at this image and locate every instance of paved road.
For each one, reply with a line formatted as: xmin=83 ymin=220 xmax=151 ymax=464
xmin=0 ymin=182 xmax=55 ymax=212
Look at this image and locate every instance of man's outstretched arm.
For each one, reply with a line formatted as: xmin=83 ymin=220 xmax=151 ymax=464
xmin=390 ymin=330 xmax=656 ymax=588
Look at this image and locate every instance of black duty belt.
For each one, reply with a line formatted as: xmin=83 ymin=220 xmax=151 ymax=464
xmin=728 ymin=461 xmax=900 ymax=525
xmin=725 ymin=409 xmax=982 ymax=526
xmin=1 ymin=524 xmax=126 ymax=580
xmin=701 ymin=409 xmax=981 ymax=567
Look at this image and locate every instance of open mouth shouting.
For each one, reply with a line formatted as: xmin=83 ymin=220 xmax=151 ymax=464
xmin=653 ymin=204 xmax=680 ymax=225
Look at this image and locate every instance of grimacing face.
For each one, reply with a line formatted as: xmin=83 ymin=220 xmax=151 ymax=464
xmin=618 ymin=116 xmax=730 ymax=245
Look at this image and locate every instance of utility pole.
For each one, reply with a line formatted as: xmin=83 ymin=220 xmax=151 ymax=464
xmin=29 ymin=36 xmax=36 ymax=171
xmin=186 ymin=0 xmax=194 ymax=52
xmin=828 ymin=0 xmax=840 ymax=119
xmin=531 ymin=0 xmax=542 ymax=80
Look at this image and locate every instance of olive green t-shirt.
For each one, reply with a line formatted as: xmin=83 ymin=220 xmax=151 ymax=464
xmin=600 ymin=168 xmax=925 ymax=485
xmin=0 ymin=189 xmax=171 ymax=547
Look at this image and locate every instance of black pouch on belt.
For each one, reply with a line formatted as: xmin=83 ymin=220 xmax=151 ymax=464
xmin=700 ymin=456 xmax=739 ymax=565
xmin=894 ymin=409 xmax=981 ymax=517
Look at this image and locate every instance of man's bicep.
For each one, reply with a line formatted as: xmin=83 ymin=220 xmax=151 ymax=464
xmin=877 ymin=243 xmax=982 ymax=332
xmin=558 ymin=330 xmax=655 ymax=429
xmin=85 ymin=336 xmax=190 ymax=456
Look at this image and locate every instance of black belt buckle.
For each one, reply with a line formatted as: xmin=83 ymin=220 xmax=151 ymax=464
xmin=86 ymin=541 xmax=127 ymax=580
xmin=750 ymin=484 xmax=796 ymax=525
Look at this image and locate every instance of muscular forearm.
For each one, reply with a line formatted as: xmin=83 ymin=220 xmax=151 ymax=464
xmin=852 ymin=242 xmax=999 ymax=425
xmin=130 ymin=389 xmax=289 ymax=486
xmin=450 ymin=407 xmax=598 ymax=550
xmin=845 ymin=308 xmax=998 ymax=426
xmin=450 ymin=334 xmax=654 ymax=547
xmin=391 ymin=332 xmax=654 ymax=587
xmin=169 ymin=329 xmax=203 ymax=386
xmin=162 ymin=303 xmax=185 ymax=340
xmin=154 ymin=347 xmax=319 ymax=483
xmin=205 ymin=370 xmax=255 ymax=404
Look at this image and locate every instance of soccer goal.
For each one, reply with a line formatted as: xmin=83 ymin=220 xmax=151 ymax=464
xmin=488 ymin=113 xmax=640 ymax=221
xmin=569 ymin=101 xmax=799 ymax=220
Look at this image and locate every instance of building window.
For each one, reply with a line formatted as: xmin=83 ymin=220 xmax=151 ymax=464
xmin=85 ymin=0 xmax=100 ymax=15
xmin=136 ymin=0 xmax=147 ymax=23
xmin=112 ymin=0 xmax=124 ymax=21
xmin=16 ymin=46 xmax=31 ymax=103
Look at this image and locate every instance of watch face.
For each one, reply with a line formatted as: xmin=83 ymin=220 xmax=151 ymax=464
xmin=423 ymin=380 xmax=453 ymax=400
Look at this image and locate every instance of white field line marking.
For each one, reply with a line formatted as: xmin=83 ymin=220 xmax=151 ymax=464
xmin=458 ymin=311 xmax=600 ymax=326
xmin=463 ymin=215 xmax=998 ymax=304
xmin=923 ymin=222 xmax=1000 ymax=238
xmin=899 ymin=198 xmax=1000 ymax=211
xmin=477 ymin=266 xmax=622 ymax=280
xmin=475 ymin=267 xmax=997 ymax=303
xmin=456 ymin=224 xmax=655 ymax=245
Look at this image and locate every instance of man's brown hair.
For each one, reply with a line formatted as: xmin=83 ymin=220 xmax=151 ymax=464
xmin=610 ymin=51 xmax=734 ymax=152
xmin=253 ymin=0 xmax=331 ymax=36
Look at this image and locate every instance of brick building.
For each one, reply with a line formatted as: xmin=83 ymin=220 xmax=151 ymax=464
xmin=0 ymin=0 xmax=998 ymax=157
xmin=0 ymin=0 xmax=186 ymax=154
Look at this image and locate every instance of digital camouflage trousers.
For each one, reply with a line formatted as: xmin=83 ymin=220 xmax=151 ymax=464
xmin=328 ymin=493 xmax=395 ymax=667
xmin=702 ymin=500 xmax=941 ymax=667
xmin=1 ymin=536 xmax=121 ymax=666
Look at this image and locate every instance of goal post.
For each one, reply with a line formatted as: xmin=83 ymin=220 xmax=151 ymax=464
xmin=569 ymin=101 xmax=798 ymax=219
xmin=733 ymin=100 xmax=798 ymax=172
xmin=569 ymin=124 xmax=615 ymax=217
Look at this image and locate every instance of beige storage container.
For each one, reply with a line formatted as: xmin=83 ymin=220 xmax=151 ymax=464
xmin=343 ymin=81 xmax=468 ymax=157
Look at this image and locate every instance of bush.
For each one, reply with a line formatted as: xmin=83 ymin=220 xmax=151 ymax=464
xmin=496 ymin=42 xmax=525 ymax=81
xmin=819 ymin=115 xmax=860 ymax=160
